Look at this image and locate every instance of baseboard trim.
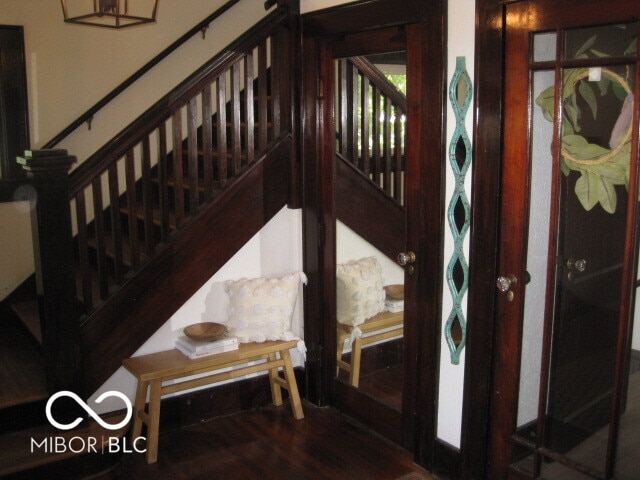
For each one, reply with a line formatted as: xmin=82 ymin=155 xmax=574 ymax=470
xmin=631 ymin=349 xmax=640 ymax=374
xmin=431 ymin=439 xmax=461 ymax=480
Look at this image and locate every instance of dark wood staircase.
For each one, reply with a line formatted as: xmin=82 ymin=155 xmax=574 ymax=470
xmin=0 ymin=6 xmax=297 ymax=477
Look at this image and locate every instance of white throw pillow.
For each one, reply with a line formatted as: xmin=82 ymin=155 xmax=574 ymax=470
xmin=336 ymin=257 xmax=386 ymax=326
xmin=225 ymin=272 xmax=307 ymax=343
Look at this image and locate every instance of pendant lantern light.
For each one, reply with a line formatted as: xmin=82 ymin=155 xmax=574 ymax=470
xmin=61 ymin=0 xmax=158 ymax=29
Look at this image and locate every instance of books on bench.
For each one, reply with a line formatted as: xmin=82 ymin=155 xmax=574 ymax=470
xmin=175 ymin=333 xmax=239 ymax=359
xmin=385 ymin=298 xmax=404 ymax=313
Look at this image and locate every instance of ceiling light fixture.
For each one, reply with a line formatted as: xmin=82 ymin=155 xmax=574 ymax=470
xmin=61 ymin=0 xmax=159 ymax=29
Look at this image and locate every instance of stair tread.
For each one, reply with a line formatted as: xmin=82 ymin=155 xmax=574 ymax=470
xmin=0 ymin=311 xmax=47 ymax=410
xmin=0 ymin=411 xmax=128 ymax=476
xmin=10 ymin=299 xmax=42 ymax=345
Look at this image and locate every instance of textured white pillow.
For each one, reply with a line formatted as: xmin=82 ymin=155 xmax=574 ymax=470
xmin=336 ymin=257 xmax=386 ymax=326
xmin=225 ymin=272 xmax=307 ymax=343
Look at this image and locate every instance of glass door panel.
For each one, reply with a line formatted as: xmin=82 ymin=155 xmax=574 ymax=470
xmin=511 ymin=23 xmax=639 ymax=480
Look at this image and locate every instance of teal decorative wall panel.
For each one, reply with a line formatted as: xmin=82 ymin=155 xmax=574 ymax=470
xmin=445 ymin=56 xmax=472 ymax=365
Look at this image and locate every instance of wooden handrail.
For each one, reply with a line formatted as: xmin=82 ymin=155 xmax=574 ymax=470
xmin=69 ymin=8 xmax=288 ymax=196
xmin=336 ymin=56 xmax=407 ymax=205
xmin=43 ymin=0 xmax=243 ymax=149
xmin=349 ymin=56 xmax=407 ymax=112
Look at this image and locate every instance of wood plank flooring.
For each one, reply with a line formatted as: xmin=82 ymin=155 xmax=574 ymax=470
xmin=98 ymin=403 xmax=438 ymax=480
xmin=0 ymin=412 xmax=128 ymax=478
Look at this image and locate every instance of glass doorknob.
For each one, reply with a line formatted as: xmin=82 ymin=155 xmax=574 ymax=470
xmin=397 ymin=251 xmax=416 ymax=266
xmin=496 ymin=274 xmax=517 ymax=292
xmin=567 ymin=258 xmax=587 ymax=272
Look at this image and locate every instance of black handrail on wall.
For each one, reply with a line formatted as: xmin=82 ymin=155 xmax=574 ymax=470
xmin=43 ymin=0 xmax=245 ymax=149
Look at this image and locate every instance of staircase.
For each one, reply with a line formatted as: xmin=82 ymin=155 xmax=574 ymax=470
xmin=0 ymin=12 xmax=407 ymax=476
xmin=0 ymin=3 xmax=298 ymax=477
xmin=334 ymin=56 xmax=408 ymax=259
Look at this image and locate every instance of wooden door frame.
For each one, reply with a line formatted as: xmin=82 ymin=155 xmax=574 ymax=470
xmin=299 ymin=0 xmax=518 ymax=478
xmin=300 ymin=0 xmax=447 ymax=471
xmin=461 ymin=1 xmax=504 ymax=479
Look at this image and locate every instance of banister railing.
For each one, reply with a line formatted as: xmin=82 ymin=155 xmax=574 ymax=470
xmin=43 ymin=0 xmax=246 ymax=149
xmin=69 ymin=9 xmax=287 ymax=197
xmin=12 ymin=1 xmax=296 ymax=398
xmin=335 ymin=56 xmax=407 ymax=206
xmin=67 ymin=8 xmax=290 ymax=314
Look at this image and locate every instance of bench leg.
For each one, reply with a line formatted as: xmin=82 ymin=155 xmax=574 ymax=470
xmin=336 ymin=330 xmax=346 ymax=376
xmin=131 ymin=380 xmax=148 ymax=441
xmin=349 ymin=337 xmax=363 ymax=388
xmin=280 ymin=348 xmax=304 ymax=420
xmin=267 ymin=352 xmax=284 ymax=407
xmin=145 ymin=380 xmax=162 ymax=464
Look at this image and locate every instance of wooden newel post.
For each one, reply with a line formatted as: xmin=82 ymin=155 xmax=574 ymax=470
xmin=18 ymin=149 xmax=82 ymax=398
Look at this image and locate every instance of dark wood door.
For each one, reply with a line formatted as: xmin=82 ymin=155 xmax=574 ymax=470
xmin=301 ymin=0 xmax=445 ymax=468
xmin=489 ymin=1 xmax=640 ymax=478
xmin=326 ymin=23 xmax=442 ymax=451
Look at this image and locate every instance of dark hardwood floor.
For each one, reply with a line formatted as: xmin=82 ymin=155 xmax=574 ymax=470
xmin=97 ymin=403 xmax=437 ymax=480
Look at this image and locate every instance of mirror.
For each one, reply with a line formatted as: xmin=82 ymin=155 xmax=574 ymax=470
xmin=333 ymin=52 xmax=407 ymax=411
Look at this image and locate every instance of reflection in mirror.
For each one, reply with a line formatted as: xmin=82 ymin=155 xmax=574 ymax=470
xmin=334 ymin=52 xmax=407 ymax=411
xmin=336 ymin=222 xmax=405 ymax=411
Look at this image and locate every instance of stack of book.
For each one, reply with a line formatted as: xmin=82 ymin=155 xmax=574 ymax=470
xmin=385 ymin=297 xmax=404 ymax=313
xmin=175 ymin=333 xmax=239 ymax=359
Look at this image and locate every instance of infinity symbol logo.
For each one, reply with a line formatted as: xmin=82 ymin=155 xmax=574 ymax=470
xmin=46 ymin=391 xmax=132 ymax=431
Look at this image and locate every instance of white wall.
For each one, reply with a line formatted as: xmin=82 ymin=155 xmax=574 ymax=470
xmin=437 ymin=0 xmax=475 ymax=448
xmin=0 ymin=0 xmax=268 ymax=156
xmin=301 ymin=0 xmax=359 ymax=14
xmin=336 ymin=221 xmax=405 ymax=285
xmin=0 ymin=200 xmax=34 ymax=299
xmin=89 ymin=207 xmax=304 ymax=413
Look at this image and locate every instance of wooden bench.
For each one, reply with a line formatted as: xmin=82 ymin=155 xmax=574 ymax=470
xmin=123 ymin=339 xmax=304 ymax=464
xmin=336 ymin=310 xmax=404 ymax=388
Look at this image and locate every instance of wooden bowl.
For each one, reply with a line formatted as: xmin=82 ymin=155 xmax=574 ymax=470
xmin=183 ymin=322 xmax=227 ymax=342
xmin=384 ymin=284 xmax=404 ymax=300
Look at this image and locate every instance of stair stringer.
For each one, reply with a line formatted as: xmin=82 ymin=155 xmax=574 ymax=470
xmin=80 ymin=135 xmax=292 ymax=396
xmin=335 ymin=154 xmax=406 ymax=264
